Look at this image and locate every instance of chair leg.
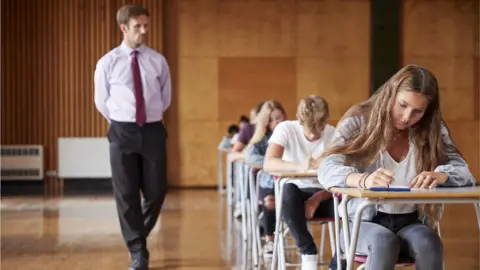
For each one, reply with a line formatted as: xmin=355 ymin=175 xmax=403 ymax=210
xmin=255 ymin=213 xmax=262 ymax=264
xmin=248 ymin=169 xmax=260 ymax=267
xmin=475 ymin=203 xmax=480 ymax=231
xmin=238 ymin=164 xmax=248 ymax=242
xmin=278 ymin=224 xmax=287 ymax=270
xmin=328 ymin=222 xmax=335 ymax=259
xmin=319 ymin=223 xmax=326 ymax=263
xmin=333 ymin=196 xmax=343 ymax=270
xmin=271 ymin=180 xmax=285 ymax=270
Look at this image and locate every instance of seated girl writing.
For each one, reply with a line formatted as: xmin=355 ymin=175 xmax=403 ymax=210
xmin=318 ymin=64 xmax=476 ymax=270
xmin=264 ymin=95 xmax=341 ymax=270
xmin=244 ymin=100 xmax=286 ymax=259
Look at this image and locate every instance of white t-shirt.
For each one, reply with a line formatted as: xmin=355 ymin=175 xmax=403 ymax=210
xmin=268 ymin=120 xmax=336 ymax=189
xmin=377 ymin=140 xmax=418 ymax=214
xmin=230 ymin=133 xmax=239 ymax=145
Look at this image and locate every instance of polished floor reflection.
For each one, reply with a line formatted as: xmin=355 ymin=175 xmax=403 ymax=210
xmin=2 ymin=190 xmax=229 ymax=270
xmin=1 ymin=190 xmax=479 ymax=270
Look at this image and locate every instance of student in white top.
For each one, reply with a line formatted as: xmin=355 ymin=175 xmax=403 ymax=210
xmin=318 ymin=64 xmax=475 ymax=270
xmin=217 ymin=124 xmax=239 ymax=150
xmin=264 ymin=95 xmax=339 ymax=270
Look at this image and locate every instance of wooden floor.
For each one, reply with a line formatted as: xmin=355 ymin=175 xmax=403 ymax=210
xmin=1 ymin=190 xmax=479 ymax=270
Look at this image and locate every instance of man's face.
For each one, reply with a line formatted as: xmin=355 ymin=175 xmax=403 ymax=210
xmin=121 ymin=15 xmax=149 ymax=47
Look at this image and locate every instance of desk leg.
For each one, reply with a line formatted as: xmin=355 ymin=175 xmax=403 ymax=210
xmin=333 ymin=196 xmax=343 ymax=270
xmin=346 ymin=200 xmax=372 ymax=270
xmin=226 ymin=160 xmax=235 ymax=261
xmin=239 ymin=165 xmax=248 ymax=242
xmin=218 ymin=151 xmax=224 ymax=194
xmin=226 ymin=159 xmax=233 ymax=207
xmin=271 ymin=178 xmax=285 ymax=270
xmin=341 ymin=195 xmax=351 ymax=257
xmin=248 ymin=169 xmax=259 ymax=267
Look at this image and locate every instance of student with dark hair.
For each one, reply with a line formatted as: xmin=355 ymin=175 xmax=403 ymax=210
xmin=218 ymin=124 xmax=240 ymax=150
xmin=232 ymin=101 xmax=265 ymax=152
xmin=239 ymin=115 xmax=250 ymax=127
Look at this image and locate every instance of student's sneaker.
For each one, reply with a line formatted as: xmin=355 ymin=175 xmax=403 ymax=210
xmin=262 ymin=240 xmax=274 ymax=260
xmin=301 ymin=254 xmax=318 ymax=270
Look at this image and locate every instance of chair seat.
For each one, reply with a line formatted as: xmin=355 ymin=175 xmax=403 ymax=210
xmin=342 ymin=254 xmax=415 ymax=265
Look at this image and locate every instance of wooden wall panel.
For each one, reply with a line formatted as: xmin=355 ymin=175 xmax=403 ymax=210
xmin=295 ymin=0 xmax=370 ymax=120
xmin=402 ymin=1 xmax=480 ymax=268
xmin=172 ymin=0 xmax=371 ymax=186
xmin=178 ymin=0 xmax=218 ymax=57
xmin=1 ymin=0 xmax=371 ymax=187
xmin=5 ymin=0 xmax=477 ymax=190
xmin=1 ymin=0 xmax=164 ymax=174
xmin=296 ymin=57 xmax=370 ymax=120
xmin=179 ymin=121 xmax=220 ymax=187
xmin=296 ymin=0 xmax=370 ymax=58
xmin=402 ymin=0 xmax=477 ymax=59
xmin=218 ymin=57 xmax=297 ymax=121
xmin=402 ymin=0 xmax=478 ymax=121
xmin=217 ymin=0 xmax=296 ymax=57
xmin=402 ymin=0 xmax=480 ymax=181
xmin=178 ymin=58 xmax=219 ymax=121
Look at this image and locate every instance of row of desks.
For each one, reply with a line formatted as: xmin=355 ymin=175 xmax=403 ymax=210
xmin=219 ymin=150 xmax=480 ymax=270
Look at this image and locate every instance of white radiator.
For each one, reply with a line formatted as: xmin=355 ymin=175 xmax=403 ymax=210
xmin=58 ymin=137 xmax=111 ymax=178
xmin=1 ymin=145 xmax=44 ymax=180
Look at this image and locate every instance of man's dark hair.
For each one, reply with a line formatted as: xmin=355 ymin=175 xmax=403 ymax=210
xmin=116 ymin=5 xmax=149 ymax=26
xmin=228 ymin=125 xmax=239 ymax=134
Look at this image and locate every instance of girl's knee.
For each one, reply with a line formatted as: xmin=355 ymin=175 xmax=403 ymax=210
xmin=416 ymin=233 xmax=443 ymax=255
xmin=282 ymin=183 xmax=301 ymax=202
xmin=368 ymin=231 xmax=401 ymax=254
xmin=364 ymin=233 xmax=401 ymax=268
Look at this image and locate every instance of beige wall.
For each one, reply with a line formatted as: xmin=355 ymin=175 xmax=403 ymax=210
xmin=401 ymin=0 xmax=479 ymax=184
xmin=164 ymin=0 xmax=371 ymax=187
xmin=1 ymin=0 xmax=164 ymax=172
xmin=2 ymin=0 xmax=478 ymax=192
xmin=402 ymin=1 xmax=480 ymax=268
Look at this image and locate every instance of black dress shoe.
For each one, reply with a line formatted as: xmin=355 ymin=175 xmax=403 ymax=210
xmin=128 ymin=250 xmax=149 ymax=261
xmin=129 ymin=252 xmax=149 ymax=270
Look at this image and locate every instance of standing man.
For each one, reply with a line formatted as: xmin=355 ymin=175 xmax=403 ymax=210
xmin=94 ymin=4 xmax=171 ymax=270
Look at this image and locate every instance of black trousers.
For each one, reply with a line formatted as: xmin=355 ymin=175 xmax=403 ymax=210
xmin=282 ymin=183 xmax=335 ymax=255
xmin=258 ymin=187 xmax=276 ymax=236
xmin=108 ymin=120 xmax=168 ymax=253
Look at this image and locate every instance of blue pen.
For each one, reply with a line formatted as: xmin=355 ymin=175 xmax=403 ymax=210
xmin=370 ymin=186 xmax=411 ymax=192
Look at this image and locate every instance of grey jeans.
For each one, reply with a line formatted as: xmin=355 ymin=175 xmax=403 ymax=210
xmin=340 ymin=212 xmax=443 ymax=270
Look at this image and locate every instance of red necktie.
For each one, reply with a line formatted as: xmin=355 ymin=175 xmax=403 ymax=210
xmin=131 ymin=50 xmax=146 ymax=126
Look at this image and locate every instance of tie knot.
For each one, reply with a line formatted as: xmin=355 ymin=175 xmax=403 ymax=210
xmin=132 ymin=50 xmax=138 ymax=57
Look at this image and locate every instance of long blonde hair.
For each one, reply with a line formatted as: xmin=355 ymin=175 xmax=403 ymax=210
xmin=323 ymin=64 xmax=455 ymax=229
xmin=249 ymin=100 xmax=286 ymax=145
